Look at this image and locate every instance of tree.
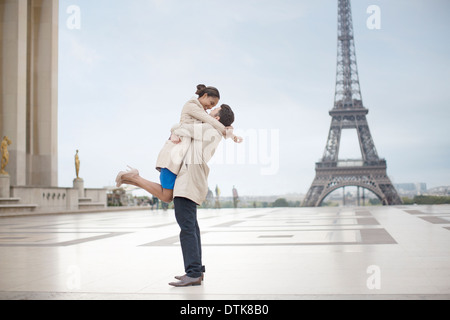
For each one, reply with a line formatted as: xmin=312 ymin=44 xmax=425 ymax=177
xmin=272 ymin=198 xmax=289 ymax=207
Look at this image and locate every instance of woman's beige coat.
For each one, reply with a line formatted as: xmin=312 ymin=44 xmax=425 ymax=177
xmin=155 ymin=98 xmax=225 ymax=175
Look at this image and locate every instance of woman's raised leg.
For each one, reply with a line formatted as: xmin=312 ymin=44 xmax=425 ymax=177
xmin=119 ymin=172 xmax=173 ymax=203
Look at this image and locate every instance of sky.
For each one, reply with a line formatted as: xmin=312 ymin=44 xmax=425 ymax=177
xmin=57 ymin=0 xmax=450 ymax=197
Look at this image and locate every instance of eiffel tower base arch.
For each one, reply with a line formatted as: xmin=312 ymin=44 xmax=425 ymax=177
xmin=302 ymin=161 xmax=403 ymax=207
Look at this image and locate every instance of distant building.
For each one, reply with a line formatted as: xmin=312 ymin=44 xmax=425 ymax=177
xmin=394 ymin=183 xmax=427 ymax=197
xmin=426 ymin=186 xmax=450 ymax=196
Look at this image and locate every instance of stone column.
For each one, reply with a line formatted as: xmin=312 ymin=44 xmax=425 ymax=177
xmin=0 ymin=0 xmax=59 ymax=187
xmin=26 ymin=0 xmax=59 ymax=187
xmin=0 ymin=0 xmax=28 ymax=186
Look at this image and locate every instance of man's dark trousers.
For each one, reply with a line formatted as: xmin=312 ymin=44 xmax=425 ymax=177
xmin=174 ymin=197 xmax=204 ymax=278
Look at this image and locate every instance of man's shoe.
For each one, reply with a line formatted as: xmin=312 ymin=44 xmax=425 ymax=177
xmin=169 ymin=276 xmax=202 ymax=287
xmin=175 ymin=273 xmax=204 ymax=281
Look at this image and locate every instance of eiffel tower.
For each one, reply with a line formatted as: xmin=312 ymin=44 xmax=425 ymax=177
xmin=302 ymin=0 xmax=402 ymax=207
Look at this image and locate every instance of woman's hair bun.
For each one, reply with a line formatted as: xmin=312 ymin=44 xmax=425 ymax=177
xmin=195 ymin=84 xmax=220 ymax=99
xmin=196 ymin=84 xmax=207 ymax=95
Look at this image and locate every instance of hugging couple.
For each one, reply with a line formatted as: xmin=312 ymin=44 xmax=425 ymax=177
xmin=115 ymin=84 xmax=243 ymax=287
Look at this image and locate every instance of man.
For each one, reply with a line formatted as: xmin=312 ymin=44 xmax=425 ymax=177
xmin=232 ymin=186 xmax=239 ymax=209
xmin=168 ymin=104 xmax=236 ymax=287
xmin=116 ymin=105 xmax=238 ymax=286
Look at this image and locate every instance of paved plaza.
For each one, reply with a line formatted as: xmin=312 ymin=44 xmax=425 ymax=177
xmin=0 ymin=205 xmax=450 ymax=300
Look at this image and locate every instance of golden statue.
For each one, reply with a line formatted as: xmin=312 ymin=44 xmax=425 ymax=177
xmin=75 ymin=149 xmax=81 ymax=180
xmin=1 ymin=136 xmax=12 ymax=175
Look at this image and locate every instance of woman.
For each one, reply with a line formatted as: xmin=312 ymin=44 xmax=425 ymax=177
xmin=115 ymin=85 xmax=242 ymax=203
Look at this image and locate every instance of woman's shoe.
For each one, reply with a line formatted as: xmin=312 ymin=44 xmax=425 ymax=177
xmin=115 ymin=166 xmax=139 ymax=187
